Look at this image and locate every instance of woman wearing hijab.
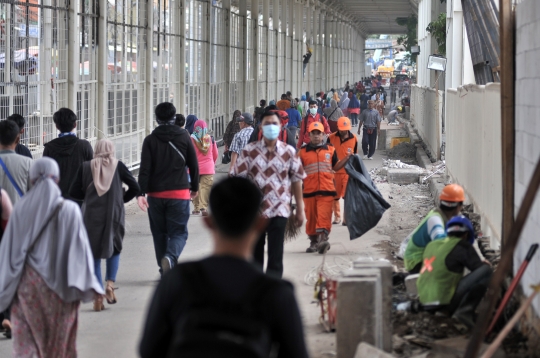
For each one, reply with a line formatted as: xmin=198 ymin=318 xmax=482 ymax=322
xmin=348 ymin=91 xmax=361 ymax=127
xmin=69 ymin=139 xmax=139 ymax=311
xmin=185 ymin=114 xmax=197 ymax=135
xmin=323 ymin=99 xmax=344 ymax=133
xmin=190 ymin=120 xmax=218 ymax=215
xmin=375 ymin=93 xmax=385 ymax=120
xmin=223 ymin=110 xmax=241 ymax=151
xmin=0 ymin=157 xmax=102 ymax=357
xmin=333 ymin=91 xmax=340 ymax=104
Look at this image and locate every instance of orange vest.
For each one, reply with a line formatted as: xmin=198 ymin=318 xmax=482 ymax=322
xmin=329 ymin=132 xmax=357 ymax=174
xmin=299 ymin=145 xmax=337 ymax=197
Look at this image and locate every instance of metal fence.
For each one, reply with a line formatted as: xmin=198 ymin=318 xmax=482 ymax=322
xmin=0 ymin=0 xmax=365 ymax=169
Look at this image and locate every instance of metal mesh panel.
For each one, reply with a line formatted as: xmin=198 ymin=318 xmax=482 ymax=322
xmin=258 ymin=25 xmax=267 ymax=100
xmin=0 ymin=0 xmax=69 ymax=156
xmin=245 ymin=17 xmax=254 ymax=111
xmin=106 ymin=0 xmax=146 ymax=167
xmin=186 ymin=0 xmax=206 ymax=117
xmin=153 ymin=0 xmax=182 ymax=110
xmin=209 ymin=5 xmax=226 ymax=138
xmin=267 ymin=29 xmax=276 ymax=101
xmin=229 ymin=12 xmax=243 ymax=115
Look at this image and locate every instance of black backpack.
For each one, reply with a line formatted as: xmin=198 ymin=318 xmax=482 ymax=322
xmin=166 ymin=262 xmax=278 ymax=358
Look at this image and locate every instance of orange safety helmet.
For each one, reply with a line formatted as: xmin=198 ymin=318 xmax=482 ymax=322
xmin=439 ymin=184 xmax=465 ymax=202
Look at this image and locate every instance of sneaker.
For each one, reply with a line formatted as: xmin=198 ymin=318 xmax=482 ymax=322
xmin=161 ymin=256 xmax=172 ymax=275
xmin=363 ymin=155 xmax=368 ymax=159
xmin=367 ymin=157 xmax=373 ymax=160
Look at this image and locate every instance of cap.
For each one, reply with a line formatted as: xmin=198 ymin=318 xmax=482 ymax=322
xmin=337 ymin=117 xmax=351 ymax=131
xmin=446 ymin=215 xmax=476 ymax=244
xmin=308 ymin=121 xmax=324 ymax=133
xmin=238 ymin=112 xmax=254 ymax=125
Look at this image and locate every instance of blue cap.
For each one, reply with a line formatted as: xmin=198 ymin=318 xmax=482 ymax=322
xmin=446 ymin=215 xmax=476 ymax=244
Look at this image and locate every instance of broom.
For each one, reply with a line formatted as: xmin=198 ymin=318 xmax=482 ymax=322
xmin=285 ymin=202 xmax=301 ymax=242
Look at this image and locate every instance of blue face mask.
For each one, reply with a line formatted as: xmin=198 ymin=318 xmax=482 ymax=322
xmin=262 ymin=124 xmax=280 ymax=140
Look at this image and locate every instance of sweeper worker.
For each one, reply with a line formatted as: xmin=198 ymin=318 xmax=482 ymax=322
xmin=298 ymin=122 xmax=351 ymax=254
xmin=417 ymin=216 xmax=492 ymax=328
xmin=328 ymin=117 xmax=358 ymax=226
xmin=404 ymin=184 xmax=465 ymax=273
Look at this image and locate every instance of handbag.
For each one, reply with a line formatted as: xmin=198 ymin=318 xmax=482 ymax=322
xmin=221 ymin=151 xmax=231 ymax=165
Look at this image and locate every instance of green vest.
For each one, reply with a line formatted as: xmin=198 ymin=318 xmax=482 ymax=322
xmin=403 ymin=209 xmax=445 ymax=271
xmin=417 ymin=237 xmax=463 ymax=305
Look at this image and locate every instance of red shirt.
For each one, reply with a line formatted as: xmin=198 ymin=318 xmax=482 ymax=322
xmin=148 ymin=189 xmax=191 ymax=200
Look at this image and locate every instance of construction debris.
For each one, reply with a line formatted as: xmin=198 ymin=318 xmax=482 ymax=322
xmin=388 ymin=142 xmax=417 ymax=160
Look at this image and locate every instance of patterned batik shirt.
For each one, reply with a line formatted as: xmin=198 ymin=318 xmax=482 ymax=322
xmin=231 ymin=139 xmax=306 ymax=218
xmin=229 ymin=127 xmax=254 ymax=154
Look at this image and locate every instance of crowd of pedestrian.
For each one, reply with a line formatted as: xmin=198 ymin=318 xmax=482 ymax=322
xmin=0 ymin=78 xmax=414 ymax=357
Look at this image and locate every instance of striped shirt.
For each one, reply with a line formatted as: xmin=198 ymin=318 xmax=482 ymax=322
xmin=229 ymin=127 xmax=254 ymax=154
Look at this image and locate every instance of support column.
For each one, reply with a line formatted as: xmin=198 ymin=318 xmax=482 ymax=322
xmin=239 ymin=0 xmax=247 ymax=111
xmin=313 ymin=6 xmax=319 ymax=91
xmin=320 ymin=10 xmax=326 ymax=91
xmin=67 ymin=0 xmax=80 ymax=111
xmin=305 ymin=3 xmax=312 ymax=92
xmin=287 ymin=0 xmax=294 ymax=94
xmin=204 ymin=0 xmax=212 ymax=120
xmin=223 ymin=0 xmax=231 ymax=119
xmin=97 ymin=0 xmax=107 ymax=138
xmin=273 ymin=0 xmax=279 ymax=98
xmin=145 ymin=0 xmax=154 ymax=133
xmin=252 ymin=0 xmax=260 ymax=105
xmin=178 ymin=0 xmax=187 ymax=115
xmin=293 ymin=2 xmax=302 ymax=97
xmin=262 ymin=0 xmax=269 ymax=100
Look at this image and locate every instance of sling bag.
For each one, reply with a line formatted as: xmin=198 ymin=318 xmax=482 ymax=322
xmin=0 ymin=158 xmax=23 ymax=197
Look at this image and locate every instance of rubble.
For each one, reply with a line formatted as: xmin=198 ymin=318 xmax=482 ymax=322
xmin=388 ymin=142 xmax=417 ymax=160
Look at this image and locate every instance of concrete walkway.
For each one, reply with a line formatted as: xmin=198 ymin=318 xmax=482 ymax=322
xmin=0 ymin=142 xmax=390 ymax=358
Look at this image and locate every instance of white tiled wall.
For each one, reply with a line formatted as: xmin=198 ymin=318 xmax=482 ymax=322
xmin=514 ymin=0 xmax=540 ymax=315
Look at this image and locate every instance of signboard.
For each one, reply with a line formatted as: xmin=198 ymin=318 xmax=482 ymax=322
xmin=19 ymin=24 xmax=40 ymax=38
xmin=365 ymin=39 xmax=393 ymax=50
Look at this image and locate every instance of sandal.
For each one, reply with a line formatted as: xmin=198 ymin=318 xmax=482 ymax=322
xmin=105 ymin=281 xmax=117 ymax=304
xmin=192 ymin=210 xmax=200 ymax=215
xmin=2 ymin=319 xmax=11 ymax=339
xmin=332 ymin=219 xmax=341 ymax=225
xmin=93 ymin=295 xmax=104 ymax=312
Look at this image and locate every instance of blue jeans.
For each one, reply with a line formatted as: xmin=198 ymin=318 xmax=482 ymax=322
xmin=94 ymin=253 xmax=120 ymax=287
xmin=147 ymin=197 xmax=190 ymax=274
xmin=349 ymin=113 xmax=358 ymax=126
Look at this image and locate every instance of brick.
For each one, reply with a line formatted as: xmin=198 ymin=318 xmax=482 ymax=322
xmin=405 ymin=274 xmax=420 ymax=295
xmin=387 ymin=168 xmax=422 ymax=185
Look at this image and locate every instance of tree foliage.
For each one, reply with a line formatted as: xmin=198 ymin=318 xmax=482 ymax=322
xmin=396 ymin=15 xmax=418 ymax=63
xmin=426 ymin=13 xmax=447 ymax=56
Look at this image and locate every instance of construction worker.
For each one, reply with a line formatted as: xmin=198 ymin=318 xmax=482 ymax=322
xmin=298 ymin=122 xmax=351 ymax=254
xmin=328 ymin=117 xmax=358 ymax=225
xmin=417 ymin=216 xmax=492 ymax=328
xmin=404 ymin=184 xmax=465 ymax=273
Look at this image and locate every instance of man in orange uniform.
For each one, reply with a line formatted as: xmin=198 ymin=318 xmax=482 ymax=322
xmin=299 ymin=122 xmax=351 ymax=254
xmin=328 ymin=117 xmax=358 ymax=225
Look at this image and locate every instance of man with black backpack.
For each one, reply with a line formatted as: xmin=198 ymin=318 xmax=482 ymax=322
xmin=137 ymin=102 xmax=199 ymax=276
xmin=139 ymin=177 xmax=309 ymax=358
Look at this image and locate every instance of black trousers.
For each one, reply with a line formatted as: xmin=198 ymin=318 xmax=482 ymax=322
xmin=253 ymin=216 xmax=288 ymax=278
xmin=362 ymin=127 xmax=378 ymax=158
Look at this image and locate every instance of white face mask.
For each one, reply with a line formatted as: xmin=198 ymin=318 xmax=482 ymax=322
xmin=309 ymin=108 xmax=318 ymax=115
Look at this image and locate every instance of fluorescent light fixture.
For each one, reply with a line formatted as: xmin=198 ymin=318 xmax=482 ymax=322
xmin=427 ymin=55 xmax=447 ymax=71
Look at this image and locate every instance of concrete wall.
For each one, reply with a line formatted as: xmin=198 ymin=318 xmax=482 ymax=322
xmin=410 ymin=84 xmax=443 ymax=160
xmin=446 ymin=83 xmax=502 ymax=246
xmin=514 ymin=0 xmax=540 ymax=316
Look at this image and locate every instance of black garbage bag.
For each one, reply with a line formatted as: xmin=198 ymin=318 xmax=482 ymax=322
xmin=344 ymin=154 xmax=391 ymax=240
